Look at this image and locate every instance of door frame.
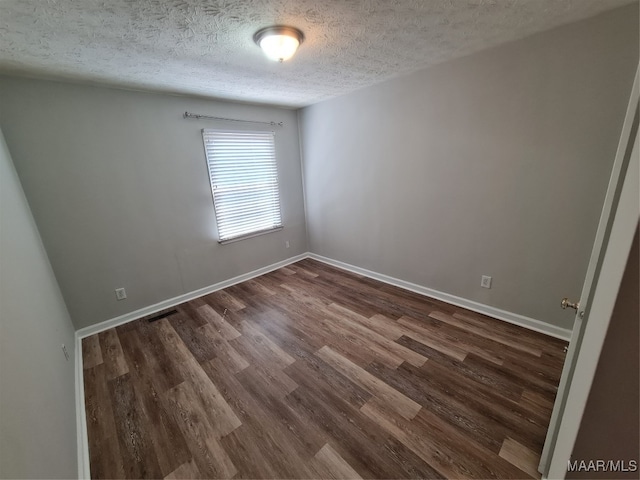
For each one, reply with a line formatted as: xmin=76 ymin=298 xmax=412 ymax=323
xmin=545 ymin=69 xmax=639 ymax=479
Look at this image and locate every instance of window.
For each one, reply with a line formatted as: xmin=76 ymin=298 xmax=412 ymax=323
xmin=202 ymin=129 xmax=283 ymax=243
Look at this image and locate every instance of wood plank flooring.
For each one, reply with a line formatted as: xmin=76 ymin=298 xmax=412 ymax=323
xmin=82 ymin=258 xmax=567 ymax=479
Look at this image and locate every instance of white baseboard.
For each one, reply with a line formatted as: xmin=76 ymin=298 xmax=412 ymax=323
xmin=74 ymin=250 xmax=570 ymax=478
xmin=75 ymin=334 xmax=90 ymax=479
xmin=77 ymin=250 xmax=570 ymax=342
xmin=75 ymin=253 xmax=308 ymax=340
xmin=307 ymin=253 xmax=572 ymax=341
xmin=73 ymin=252 xmax=307 ymax=479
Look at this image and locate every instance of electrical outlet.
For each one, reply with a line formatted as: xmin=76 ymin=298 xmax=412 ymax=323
xmin=115 ymin=287 xmax=127 ymax=300
xmin=481 ymin=275 xmax=492 ymax=289
xmin=285 ymin=240 xmax=290 ymax=248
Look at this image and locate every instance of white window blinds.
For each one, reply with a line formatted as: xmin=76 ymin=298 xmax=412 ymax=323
xmin=202 ymin=129 xmax=283 ymax=243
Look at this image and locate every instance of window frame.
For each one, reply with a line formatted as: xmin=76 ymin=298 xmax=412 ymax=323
xmin=201 ymin=128 xmax=284 ymax=244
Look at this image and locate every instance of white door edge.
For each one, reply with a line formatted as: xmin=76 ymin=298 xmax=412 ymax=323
xmin=546 ymin=92 xmax=639 ymax=477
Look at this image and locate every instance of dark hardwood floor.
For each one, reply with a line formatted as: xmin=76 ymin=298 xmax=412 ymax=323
xmin=82 ymin=258 xmax=567 ymax=479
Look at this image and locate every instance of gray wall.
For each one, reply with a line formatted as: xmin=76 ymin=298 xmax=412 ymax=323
xmin=0 ymin=128 xmax=77 ymax=478
xmin=0 ymin=79 xmax=308 ymax=329
xmin=299 ymin=5 xmax=638 ymax=330
xmin=568 ymin=225 xmax=639 ymax=479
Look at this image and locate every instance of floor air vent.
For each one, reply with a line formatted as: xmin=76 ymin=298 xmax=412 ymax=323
xmin=147 ymin=309 xmax=178 ymax=323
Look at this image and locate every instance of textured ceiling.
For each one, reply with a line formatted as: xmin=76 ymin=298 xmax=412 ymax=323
xmin=0 ymin=0 xmax=634 ymax=107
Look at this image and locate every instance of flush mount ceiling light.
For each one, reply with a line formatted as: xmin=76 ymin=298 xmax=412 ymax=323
xmin=254 ymin=26 xmax=304 ymax=62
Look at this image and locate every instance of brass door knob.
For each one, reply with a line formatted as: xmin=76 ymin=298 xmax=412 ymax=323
xmin=561 ymin=298 xmax=579 ymax=311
